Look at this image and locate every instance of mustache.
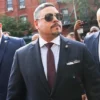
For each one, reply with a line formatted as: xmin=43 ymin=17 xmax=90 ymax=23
xmin=51 ymin=23 xmax=61 ymax=29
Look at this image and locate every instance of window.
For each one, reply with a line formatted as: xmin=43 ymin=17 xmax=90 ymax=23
xmin=62 ymin=9 xmax=68 ymax=15
xmin=19 ymin=0 xmax=25 ymax=9
xmin=20 ymin=16 xmax=27 ymax=22
xmin=61 ymin=9 xmax=71 ymax=26
xmin=7 ymin=0 xmax=13 ymax=11
xmin=39 ymin=0 xmax=46 ymax=4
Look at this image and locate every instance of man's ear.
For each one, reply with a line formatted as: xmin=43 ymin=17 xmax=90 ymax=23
xmin=34 ymin=20 xmax=38 ymax=30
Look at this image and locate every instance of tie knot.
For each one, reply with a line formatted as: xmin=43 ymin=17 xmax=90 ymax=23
xmin=46 ymin=43 xmax=53 ymax=49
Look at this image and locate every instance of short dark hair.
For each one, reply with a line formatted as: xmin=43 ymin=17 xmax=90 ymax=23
xmin=34 ymin=2 xmax=55 ymax=20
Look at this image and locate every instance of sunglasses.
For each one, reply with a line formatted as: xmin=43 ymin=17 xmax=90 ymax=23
xmin=37 ymin=13 xmax=63 ymax=22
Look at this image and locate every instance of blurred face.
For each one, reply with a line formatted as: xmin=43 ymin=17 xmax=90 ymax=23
xmin=67 ymin=34 xmax=76 ymax=41
xmin=34 ymin=6 xmax=62 ymax=41
xmin=90 ymin=28 xmax=98 ymax=33
xmin=3 ymin=32 xmax=9 ymax=36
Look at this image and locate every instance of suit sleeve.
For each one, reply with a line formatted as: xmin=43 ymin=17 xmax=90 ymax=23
xmin=82 ymin=45 xmax=100 ymax=100
xmin=83 ymin=36 xmax=89 ymax=46
xmin=6 ymin=51 xmax=26 ymax=100
xmin=20 ymin=38 xmax=26 ymax=46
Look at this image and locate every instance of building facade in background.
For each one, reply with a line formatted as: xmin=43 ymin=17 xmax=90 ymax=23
xmin=0 ymin=0 xmax=100 ymax=36
xmin=0 ymin=0 xmax=71 ymax=27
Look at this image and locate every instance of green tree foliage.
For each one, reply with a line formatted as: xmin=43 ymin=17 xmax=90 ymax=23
xmin=93 ymin=0 xmax=100 ymax=8
xmin=60 ymin=0 xmax=89 ymax=21
xmin=59 ymin=0 xmax=100 ymax=23
xmin=0 ymin=15 xmax=34 ymax=37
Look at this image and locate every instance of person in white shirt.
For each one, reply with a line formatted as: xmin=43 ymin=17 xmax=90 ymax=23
xmin=85 ymin=26 xmax=99 ymax=37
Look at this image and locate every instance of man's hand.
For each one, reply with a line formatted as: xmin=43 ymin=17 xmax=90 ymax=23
xmin=74 ymin=20 xmax=83 ymax=31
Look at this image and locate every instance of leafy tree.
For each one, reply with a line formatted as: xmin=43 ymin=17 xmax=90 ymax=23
xmin=93 ymin=0 xmax=100 ymax=8
xmin=0 ymin=15 xmax=34 ymax=37
xmin=60 ymin=0 xmax=89 ymax=21
xmin=59 ymin=0 xmax=100 ymax=24
xmin=89 ymin=0 xmax=100 ymax=20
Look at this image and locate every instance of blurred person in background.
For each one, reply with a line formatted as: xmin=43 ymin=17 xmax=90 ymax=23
xmin=3 ymin=31 xmax=10 ymax=36
xmin=0 ymin=23 xmax=26 ymax=100
xmin=84 ymin=8 xmax=100 ymax=70
xmin=74 ymin=20 xmax=84 ymax=42
xmin=90 ymin=26 xmax=99 ymax=33
xmin=66 ymin=32 xmax=76 ymax=40
xmin=86 ymin=26 xmax=99 ymax=37
xmin=32 ymin=33 xmax=39 ymax=41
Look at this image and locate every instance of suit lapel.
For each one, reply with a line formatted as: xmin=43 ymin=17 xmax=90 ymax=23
xmin=33 ymin=40 xmax=50 ymax=93
xmin=51 ymin=35 xmax=71 ymax=94
xmin=0 ymin=35 xmax=9 ymax=64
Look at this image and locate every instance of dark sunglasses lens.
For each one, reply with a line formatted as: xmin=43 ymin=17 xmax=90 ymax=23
xmin=45 ymin=13 xmax=63 ymax=22
xmin=45 ymin=13 xmax=53 ymax=22
xmin=56 ymin=13 xmax=63 ymax=21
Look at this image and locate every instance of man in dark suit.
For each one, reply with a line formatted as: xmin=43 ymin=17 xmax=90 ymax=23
xmin=84 ymin=8 xmax=100 ymax=69
xmin=6 ymin=3 xmax=100 ymax=100
xmin=84 ymin=31 xmax=100 ymax=68
xmin=0 ymin=23 xmax=25 ymax=100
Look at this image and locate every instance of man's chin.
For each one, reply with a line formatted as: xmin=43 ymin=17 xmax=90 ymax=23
xmin=52 ymin=32 xmax=61 ymax=36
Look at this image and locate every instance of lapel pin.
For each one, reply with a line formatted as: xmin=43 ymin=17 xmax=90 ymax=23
xmin=73 ymin=75 xmax=75 ymax=79
xmin=4 ymin=40 xmax=8 ymax=43
xmin=65 ymin=45 xmax=68 ymax=48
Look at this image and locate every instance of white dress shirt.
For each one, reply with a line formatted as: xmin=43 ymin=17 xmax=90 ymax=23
xmin=39 ymin=35 xmax=60 ymax=78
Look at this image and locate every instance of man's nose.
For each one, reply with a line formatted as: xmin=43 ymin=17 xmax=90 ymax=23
xmin=53 ymin=16 xmax=59 ymax=22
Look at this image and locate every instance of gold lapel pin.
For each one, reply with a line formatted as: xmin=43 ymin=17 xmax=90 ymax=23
xmin=65 ymin=45 xmax=68 ymax=48
xmin=4 ymin=40 xmax=8 ymax=43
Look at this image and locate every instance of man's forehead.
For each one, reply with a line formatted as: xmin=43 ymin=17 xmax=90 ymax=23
xmin=40 ymin=6 xmax=59 ymax=14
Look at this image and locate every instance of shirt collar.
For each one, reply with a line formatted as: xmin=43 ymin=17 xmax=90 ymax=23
xmin=39 ymin=35 xmax=60 ymax=48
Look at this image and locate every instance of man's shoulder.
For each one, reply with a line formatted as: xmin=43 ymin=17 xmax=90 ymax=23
xmin=16 ymin=40 xmax=36 ymax=53
xmin=61 ymin=35 xmax=85 ymax=48
xmin=8 ymin=36 xmax=23 ymax=41
xmin=84 ymin=31 xmax=99 ymax=41
xmin=61 ymin=35 xmax=84 ymax=44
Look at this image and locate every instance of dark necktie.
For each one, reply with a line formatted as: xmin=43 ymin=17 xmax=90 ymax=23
xmin=46 ymin=43 xmax=56 ymax=89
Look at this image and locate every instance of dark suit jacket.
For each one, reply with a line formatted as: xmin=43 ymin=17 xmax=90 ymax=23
xmin=0 ymin=35 xmax=25 ymax=100
xmin=6 ymin=35 xmax=100 ymax=100
xmin=84 ymin=32 xmax=100 ymax=69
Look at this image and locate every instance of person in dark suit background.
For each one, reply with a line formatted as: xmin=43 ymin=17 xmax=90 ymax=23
xmin=0 ymin=23 xmax=26 ymax=100
xmin=84 ymin=8 xmax=100 ymax=69
xmin=6 ymin=3 xmax=100 ymax=100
